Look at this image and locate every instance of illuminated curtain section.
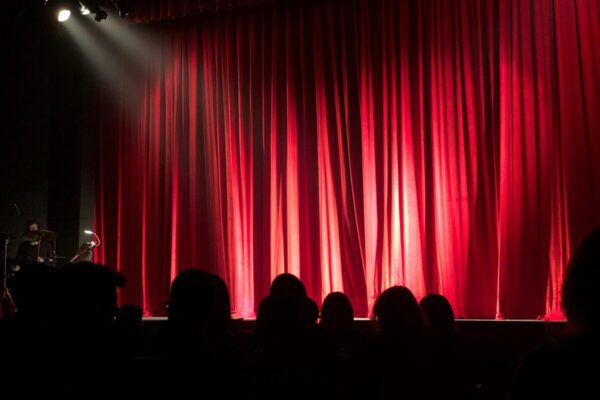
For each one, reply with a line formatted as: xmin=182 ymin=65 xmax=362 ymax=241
xmin=96 ymin=0 xmax=600 ymax=318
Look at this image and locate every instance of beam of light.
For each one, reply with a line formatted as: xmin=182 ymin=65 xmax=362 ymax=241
xmin=58 ymin=9 xmax=71 ymax=22
xmin=94 ymin=12 xmax=164 ymax=71
xmin=81 ymin=6 xmax=90 ymax=15
xmin=62 ymin=15 xmax=144 ymax=115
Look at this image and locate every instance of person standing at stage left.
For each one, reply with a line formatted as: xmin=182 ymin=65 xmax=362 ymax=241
xmin=15 ymin=220 xmax=54 ymax=267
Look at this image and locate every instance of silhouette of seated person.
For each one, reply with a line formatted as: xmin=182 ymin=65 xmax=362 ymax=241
xmin=165 ymin=268 xmax=245 ymax=399
xmin=369 ymin=286 xmax=433 ymax=399
xmin=249 ymin=273 xmax=335 ymax=399
xmin=113 ymin=304 xmax=144 ymax=353
xmin=1 ymin=264 xmax=62 ymax=398
xmin=320 ymin=292 xmax=361 ymax=353
xmin=320 ymin=291 xmax=369 ymax=399
xmin=420 ymin=293 xmax=477 ymax=399
xmin=57 ymin=262 xmax=125 ymax=399
xmin=510 ymin=228 xmax=600 ymax=399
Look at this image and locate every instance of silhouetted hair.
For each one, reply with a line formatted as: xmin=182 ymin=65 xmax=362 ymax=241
xmin=168 ymin=268 xmax=231 ymax=336
xmin=320 ymin=292 xmax=354 ymax=333
xmin=419 ymin=293 xmax=457 ymax=337
xmin=255 ymin=295 xmax=273 ymax=332
xmin=372 ymin=286 xmax=427 ymax=336
xmin=269 ymin=273 xmax=307 ymax=301
xmin=207 ymin=273 xmax=231 ymax=332
xmin=267 ymin=273 xmax=307 ymax=327
xmin=302 ymin=297 xmax=319 ymax=326
xmin=562 ymin=228 xmax=600 ymax=333
xmin=59 ymin=262 xmax=125 ymax=327
xmin=13 ymin=264 xmax=60 ymax=320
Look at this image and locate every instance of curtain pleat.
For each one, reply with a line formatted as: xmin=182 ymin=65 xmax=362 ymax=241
xmin=95 ymin=0 xmax=600 ymax=318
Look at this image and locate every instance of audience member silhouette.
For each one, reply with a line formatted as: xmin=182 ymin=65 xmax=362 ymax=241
xmin=249 ymin=273 xmax=335 ymax=399
xmin=372 ymin=286 xmax=428 ymax=337
xmin=113 ymin=303 xmax=144 ymax=357
xmin=510 ymin=228 xmax=600 ymax=399
xmin=254 ymin=294 xmax=274 ymax=337
xmin=321 ymin=292 xmax=354 ymax=336
xmin=8 ymin=255 xmax=589 ymax=400
xmin=1 ymin=264 xmax=62 ymax=398
xmin=168 ymin=269 xmax=230 ymax=338
xmin=420 ymin=293 xmax=477 ymax=399
xmin=58 ymin=262 xmax=126 ymax=399
xmin=267 ymin=272 xmax=308 ymax=330
xmin=165 ymin=268 xmax=245 ymax=399
xmin=320 ymin=291 xmax=369 ymax=399
xmin=420 ymin=294 xmax=458 ymax=341
xmin=11 ymin=263 xmax=61 ymax=325
xmin=320 ymin=291 xmax=368 ymax=359
xmin=369 ymin=286 xmax=432 ymax=399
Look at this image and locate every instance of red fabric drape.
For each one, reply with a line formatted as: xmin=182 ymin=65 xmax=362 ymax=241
xmin=95 ymin=0 xmax=600 ymax=318
xmin=125 ymin=0 xmax=277 ymax=24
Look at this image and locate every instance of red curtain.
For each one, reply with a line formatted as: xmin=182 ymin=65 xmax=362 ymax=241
xmin=124 ymin=0 xmax=278 ymax=24
xmin=95 ymin=0 xmax=600 ymax=318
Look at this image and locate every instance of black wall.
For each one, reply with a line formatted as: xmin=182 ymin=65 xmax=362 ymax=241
xmin=1 ymin=2 xmax=97 ymax=261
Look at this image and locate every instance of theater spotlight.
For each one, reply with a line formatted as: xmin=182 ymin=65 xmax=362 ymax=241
xmin=57 ymin=9 xmax=71 ymax=22
xmin=47 ymin=0 xmax=127 ymax=22
xmin=79 ymin=1 xmax=108 ymax=21
xmin=93 ymin=9 xmax=108 ymax=21
xmin=45 ymin=0 xmax=74 ymax=22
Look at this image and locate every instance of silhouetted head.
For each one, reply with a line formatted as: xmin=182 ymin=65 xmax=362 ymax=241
xmin=59 ymin=262 xmax=125 ymax=329
xmin=562 ymin=228 xmax=600 ymax=334
xmin=419 ymin=294 xmax=458 ymax=339
xmin=320 ymin=292 xmax=354 ymax=334
xmin=13 ymin=264 xmax=60 ymax=323
xmin=168 ymin=269 xmax=231 ymax=337
xmin=372 ymin=286 xmax=427 ymax=337
xmin=25 ymin=220 xmax=39 ymax=232
xmin=302 ymin=297 xmax=320 ymax=326
xmin=256 ymin=295 xmax=274 ymax=332
xmin=269 ymin=273 xmax=307 ymax=300
xmin=268 ymin=273 xmax=307 ymax=328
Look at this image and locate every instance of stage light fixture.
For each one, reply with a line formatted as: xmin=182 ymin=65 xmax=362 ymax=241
xmin=45 ymin=0 xmax=75 ymax=22
xmin=78 ymin=1 xmax=108 ymax=21
xmin=84 ymin=230 xmax=101 ymax=247
xmin=93 ymin=9 xmax=108 ymax=21
xmin=57 ymin=9 xmax=71 ymax=22
xmin=47 ymin=0 xmax=129 ymax=23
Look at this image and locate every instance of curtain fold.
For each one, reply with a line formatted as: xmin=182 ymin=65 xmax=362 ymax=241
xmin=96 ymin=0 xmax=600 ymax=318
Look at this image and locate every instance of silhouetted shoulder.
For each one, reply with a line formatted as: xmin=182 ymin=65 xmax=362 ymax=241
xmin=511 ymin=336 xmax=600 ymax=399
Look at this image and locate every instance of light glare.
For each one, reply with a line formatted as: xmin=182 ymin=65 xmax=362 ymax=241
xmin=57 ymin=9 xmax=71 ymax=22
xmin=81 ymin=6 xmax=90 ymax=15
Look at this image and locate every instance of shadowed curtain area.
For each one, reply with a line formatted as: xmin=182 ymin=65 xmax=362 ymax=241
xmin=94 ymin=0 xmax=600 ymax=318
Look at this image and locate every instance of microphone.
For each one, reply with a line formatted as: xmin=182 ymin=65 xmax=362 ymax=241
xmin=84 ymin=230 xmax=101 ymax=247
xmin=13 ymin=203 xmax=21 ymax=216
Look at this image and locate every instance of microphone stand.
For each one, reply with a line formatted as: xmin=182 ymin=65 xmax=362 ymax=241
xmin=70 ymin=231 xmax=100 ymax=263
xmin=2 ymin=235 xmax=11 ymax=294
xmin=0 ymin=205 xmax=18 ymax=316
